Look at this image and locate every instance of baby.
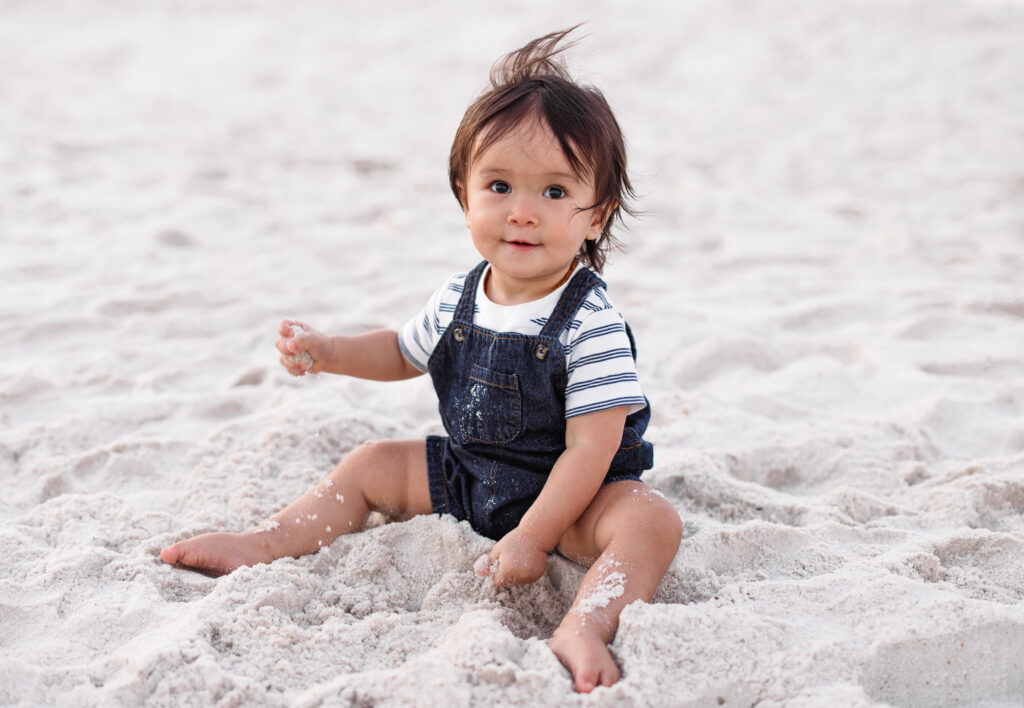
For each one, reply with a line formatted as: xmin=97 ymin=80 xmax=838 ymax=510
xmin=161 ymin=27 xmax=682 ymax=693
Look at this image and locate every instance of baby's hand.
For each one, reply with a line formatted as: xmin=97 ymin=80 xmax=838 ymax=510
xmin=476 ymin=528 xmax=548 ymax=587
xmin=276 ymin=320 xmax=330 ymax=376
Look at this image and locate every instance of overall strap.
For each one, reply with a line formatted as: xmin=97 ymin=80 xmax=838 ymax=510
xmin=539 ymin=266 xmax=605 ymax=339
xmin=454 ymin=261 xmax=489 ymax=322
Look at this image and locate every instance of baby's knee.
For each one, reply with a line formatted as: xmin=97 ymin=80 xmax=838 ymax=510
xmin=330 ymin=440 xmax=388 ymax=480
xmin=643 ymin=494 xmax=683 ymax=553
xmin=344 ymin=439 xmax=392 ymax=464
xmin=351 ymin=439 xmax=383 ymax=457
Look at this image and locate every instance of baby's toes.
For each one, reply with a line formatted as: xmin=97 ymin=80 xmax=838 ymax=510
xmin=159 ymin=544 xmax=182 ymax=564
xmin=160 ymin=534 xmax=237 ymax=575
xmin=575 ymin=668 xmax=599 ymax=693
xmin=574 ymin=656 xmax=619 ymax=693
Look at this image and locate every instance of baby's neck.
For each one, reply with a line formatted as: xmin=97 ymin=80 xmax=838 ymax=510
xmin=483 ymin=261 xmax=577 ymax=306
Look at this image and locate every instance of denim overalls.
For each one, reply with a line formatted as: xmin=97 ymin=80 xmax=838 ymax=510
xmin=424 ymin=261 xmax=654 ymax=541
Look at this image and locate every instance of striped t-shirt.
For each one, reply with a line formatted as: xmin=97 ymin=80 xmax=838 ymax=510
xmin=398 ymin=265 xmax=647 ymax=419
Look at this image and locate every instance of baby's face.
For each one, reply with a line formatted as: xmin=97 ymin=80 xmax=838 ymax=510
xmin=461 ymin=121 xmax=604 ymax=302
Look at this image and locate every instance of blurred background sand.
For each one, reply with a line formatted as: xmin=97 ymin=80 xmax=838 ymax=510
xmin=1 ymin=1 xmax=1023 ymax=705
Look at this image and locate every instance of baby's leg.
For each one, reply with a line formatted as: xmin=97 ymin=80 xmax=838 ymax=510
xmin=160 ymin=439 xmax=433 ymax=575
xmin=550 ymin=481 xmax=682 ymax=693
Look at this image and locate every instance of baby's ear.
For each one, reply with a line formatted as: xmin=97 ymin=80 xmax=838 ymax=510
xmin=587 ymin=200 xmax=616 ymax=240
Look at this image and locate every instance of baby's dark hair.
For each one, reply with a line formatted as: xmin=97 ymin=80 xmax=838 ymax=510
xmin=449 ymin=26 xmax=635 ymax=273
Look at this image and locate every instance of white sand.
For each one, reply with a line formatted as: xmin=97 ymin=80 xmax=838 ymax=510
xmin=2 ymin=1 xmax=1023 ymax=705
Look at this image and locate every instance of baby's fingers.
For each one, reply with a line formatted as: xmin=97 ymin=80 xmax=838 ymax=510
xmin=276 ymin=336 xmax=307 ymax=358
xmin=279 ymin=354 xmax=309 ymax=376
xmin=277 ymin=321 xmax=299 ymax=353
xmin=490 ymin=555 xmax=525 ymax=587
xmin=278 ymin=319 xmax=306 ymax=337
xmin=474 ymin=552 xmax=499 ymax=578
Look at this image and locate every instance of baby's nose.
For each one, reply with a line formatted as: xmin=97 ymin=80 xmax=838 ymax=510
xmin=507 ymin=197 xmax=539 ymax=226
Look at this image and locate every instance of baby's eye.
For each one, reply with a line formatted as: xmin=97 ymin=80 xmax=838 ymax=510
xmin=490 ymin=181 xmax=511 ymax=194
xmin=543 ymin=185 xmax=566 ymax=199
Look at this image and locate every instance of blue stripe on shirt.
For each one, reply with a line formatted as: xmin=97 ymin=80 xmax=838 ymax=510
xmin=410 ymin=325 xmax=429 ymax=354
xmin=570 ymin=321 xmax=627 ymax=351
xmin=565 ymin=371 xmax=639 ymax=396
xmin=579 ymin=299 xmax=608 ymax=313
xmin=398 ymin=336 xmax=426 ymax=372
xmin=566 ymin=347 xmax=635 ymax=375
xmin=566 ymin=396 xmax=647 ymax=418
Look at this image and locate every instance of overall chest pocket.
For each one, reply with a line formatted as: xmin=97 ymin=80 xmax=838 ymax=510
xmin=449 ymin=363 xmax=522 ymax=445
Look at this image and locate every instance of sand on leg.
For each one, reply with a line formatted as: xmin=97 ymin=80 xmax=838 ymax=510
xmin=160 ymin=439 xmax=433 ymax=575
xmin=550 ymin=481 xmax=682 ymax=692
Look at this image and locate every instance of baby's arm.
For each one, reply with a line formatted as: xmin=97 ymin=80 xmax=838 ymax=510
xmin=480 ymin=406 xmax=629 ymax=586
xmin=277 ymin=320 xmax=422 ymax=381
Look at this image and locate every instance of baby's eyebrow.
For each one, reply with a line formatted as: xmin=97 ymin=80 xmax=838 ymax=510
xmin=477 ymin=167 xmax=582 ymax=183
xmin=477 ymin=168 xmax=508 ymax=179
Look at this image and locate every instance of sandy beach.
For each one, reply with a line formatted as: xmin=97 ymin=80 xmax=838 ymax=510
xmin=2 ymin=0 xmax=1023 ymax=705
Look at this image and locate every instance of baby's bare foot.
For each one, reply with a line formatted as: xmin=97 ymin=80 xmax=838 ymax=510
xmin=160 ymin=531 xmax=278 ymax=576
xmin=549 ymin=626 xmax=621 ymax=693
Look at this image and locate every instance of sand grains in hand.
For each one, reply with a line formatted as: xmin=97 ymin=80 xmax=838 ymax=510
xmin=286 ymin=324 xmax=314 ymax=372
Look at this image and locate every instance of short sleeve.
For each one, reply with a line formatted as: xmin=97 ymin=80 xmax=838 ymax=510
xmin=398 ymin=273 xmax=464 ymax=372
xmin=563 ymin=304 xmax=647 ymax=419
